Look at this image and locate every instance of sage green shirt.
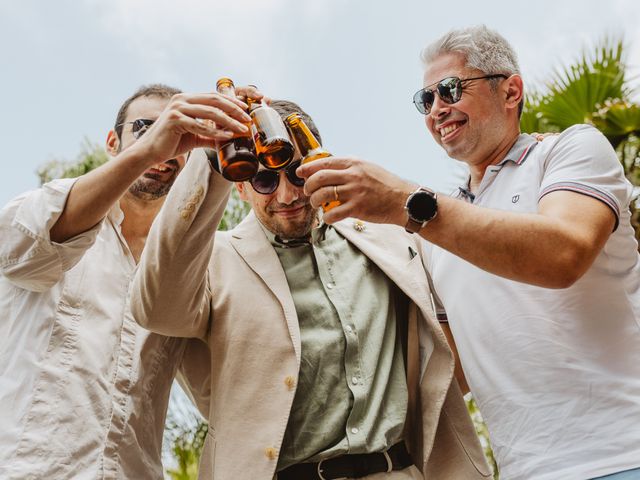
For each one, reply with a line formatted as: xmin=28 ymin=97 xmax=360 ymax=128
xmin=262 ymin=223 xmax=408 ymax=470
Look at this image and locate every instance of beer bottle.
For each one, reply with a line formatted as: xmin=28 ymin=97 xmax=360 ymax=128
xmin=215 ymin=77 xmax=259 ymax=181
xmin=285 ymin=112 xmax=339 ymax=212
xmin=247 ymin=96 xmax=295 ymax=170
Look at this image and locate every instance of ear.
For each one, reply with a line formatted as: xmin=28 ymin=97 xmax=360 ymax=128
xmin=106 ymin=130 xmax=119 ymax=156
xmin=503 ymin=74 xmax=524 ymax=112
xmin=235 ymin=181 xmax=249 ymax=201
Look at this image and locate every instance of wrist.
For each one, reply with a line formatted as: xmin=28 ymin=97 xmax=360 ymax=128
xmin=392 ymin=183 xmax=419 ymax=227
xmin=404 ymin=185 xmax=438 ymax=234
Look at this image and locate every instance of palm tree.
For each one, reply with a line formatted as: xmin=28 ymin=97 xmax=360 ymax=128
xmin=521 ymin=39 xmax=640 ymax=245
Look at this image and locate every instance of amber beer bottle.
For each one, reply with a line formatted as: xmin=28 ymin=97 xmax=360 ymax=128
xmin=246 ymin=96 xmax=295 ymax=170
xmin=285 ymin=112 xmax=339 ymax=212
xmin=214 ymin=78 xmax=259 ymax=181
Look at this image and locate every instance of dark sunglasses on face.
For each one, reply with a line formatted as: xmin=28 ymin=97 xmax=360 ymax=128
xmin=116 ymin=118 xmax=155 ymax=139
xmin=412 ymin=74 xmax=507 ymax=115
xmin=250 ymin=160 xmax=305 ymax=195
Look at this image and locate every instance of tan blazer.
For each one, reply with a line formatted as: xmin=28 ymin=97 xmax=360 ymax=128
xmin=131 ymin=153 xmax=491 ymax=480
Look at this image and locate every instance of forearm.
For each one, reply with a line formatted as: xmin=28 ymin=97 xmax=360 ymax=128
xmin=417 ymin=195 xmax=599 ymax=288
xmin=299 ymin=156 xmax=615 ymax=289
xmin=49 ymin=148 xmax=150 ymax=243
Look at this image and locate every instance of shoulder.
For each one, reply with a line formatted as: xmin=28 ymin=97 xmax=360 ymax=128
xmin=537 ymin=124 xmax=612 ymax=157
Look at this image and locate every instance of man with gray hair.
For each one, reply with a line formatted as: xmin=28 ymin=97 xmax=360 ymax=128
xmin=299 ymin=25 xmax=640 ymax=480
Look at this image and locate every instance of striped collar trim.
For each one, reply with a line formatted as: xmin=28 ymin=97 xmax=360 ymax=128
xmin=497 ymin=134 xmax=539 ymax=166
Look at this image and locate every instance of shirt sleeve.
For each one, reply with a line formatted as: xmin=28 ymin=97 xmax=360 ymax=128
xmin=0 ymin=178 xmax=103 ymax=292
xmin=538 ymin=124 xmax=632 ymax=231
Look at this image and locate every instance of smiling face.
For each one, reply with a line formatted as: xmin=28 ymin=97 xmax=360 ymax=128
xmin=423 ymin=53 xmax=509 ymax=168
xmin=108 ymin=95 xmax=187 ymax=201
xmin=236 ymin=155 xmax=318 ymax=240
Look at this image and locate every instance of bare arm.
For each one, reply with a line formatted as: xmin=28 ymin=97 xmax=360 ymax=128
xmin=49 ymin=92 xmax=254 ymax=243
xmin=298 ymin=157 xmax=615 ymax=289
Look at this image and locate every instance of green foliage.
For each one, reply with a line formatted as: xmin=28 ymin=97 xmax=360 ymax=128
xmin=467 ymin=396 xmax=499 ymax=479
xmin=593 ymin=100 xmax=640 ymax=149
xmin=165 ymin=421 xmax=208 ymax=480
xmin=36 ymin=138 xmax=109 ymax=185
xmin=523 ymin=40 xmax=629 ymax=131
xmin=219 ymin=187 xmax=251 ymax=231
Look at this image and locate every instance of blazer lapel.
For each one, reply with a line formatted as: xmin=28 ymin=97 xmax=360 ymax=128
xmin=228 ymin=212 xmax=302 ymax=364
xmin=334 ymin=221 xmax=432 ymax=312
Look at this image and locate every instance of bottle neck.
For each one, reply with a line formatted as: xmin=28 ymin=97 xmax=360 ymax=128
xmin=216 ymin=78 xmax=236 ymax=96
xmin=246 ymin=97 xmax=263 ymax=112
xmin=288 ymin=120 xmax=323 ymax=156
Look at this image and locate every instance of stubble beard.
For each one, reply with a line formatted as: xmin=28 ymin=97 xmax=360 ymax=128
xmin=260 ymin=203 xmax=318 ymax=240
xmin=128 ymin=173 xmax=176 ymax=201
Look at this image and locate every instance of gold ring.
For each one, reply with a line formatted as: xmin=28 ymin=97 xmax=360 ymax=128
xmin=333 ymin=185 xmax=339 ymax=202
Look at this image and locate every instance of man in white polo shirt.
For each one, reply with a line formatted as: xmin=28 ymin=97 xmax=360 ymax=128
xmin=298 ymin=25 xmax=640 ymax=480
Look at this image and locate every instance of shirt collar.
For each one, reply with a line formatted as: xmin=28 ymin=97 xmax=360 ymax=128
xmin=455 ymin=133 xmax=538 ymax=202
xmin=258 ymin=219 xmax=329 ymax=248
xmin=496 ymin=133 xmax=538 ymax=166
xmin=108 ymin=202 xmax=125 ymax=228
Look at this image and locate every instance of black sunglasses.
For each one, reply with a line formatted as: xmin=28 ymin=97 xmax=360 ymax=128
xmin=117 ymin=118 xmax=155 ymax=139
xmin=412 ymin=74 xmax=507 ymax=115
xmin=250 ymin=160 xmax=304 ymax=195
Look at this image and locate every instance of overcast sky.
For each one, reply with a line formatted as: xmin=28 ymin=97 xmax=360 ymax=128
xmin=1 ymin=0 xmax=639 ymax=208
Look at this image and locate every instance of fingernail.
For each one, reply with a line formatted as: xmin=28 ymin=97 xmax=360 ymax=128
xmin=242 ymin=113 xmax=251 ymax=122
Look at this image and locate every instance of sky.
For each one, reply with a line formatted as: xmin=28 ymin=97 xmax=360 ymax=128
xmin=1 ymin=0 xmax=639 ymax=208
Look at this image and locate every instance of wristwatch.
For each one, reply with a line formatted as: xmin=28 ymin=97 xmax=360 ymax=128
xmin=404 ymin=186 xmax=438 ymax=233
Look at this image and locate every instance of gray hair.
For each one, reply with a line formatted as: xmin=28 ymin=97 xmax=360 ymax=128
xmin=421 ymin=25 xmax=520 ymax=78
xmin=421 ymin=25 xmax=523 ymax=116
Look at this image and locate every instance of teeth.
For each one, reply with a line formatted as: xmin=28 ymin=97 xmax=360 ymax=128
xmin=155 ymin=165 xmax=170 ymax=172
xmin=440 ymin=124 xmax=460 ymax=137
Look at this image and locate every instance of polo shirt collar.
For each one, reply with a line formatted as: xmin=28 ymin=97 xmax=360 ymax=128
xmin=456 ymin=133 xmax=538 ymax=202
xmin=496 ymin=133 xmax=538 ymax=166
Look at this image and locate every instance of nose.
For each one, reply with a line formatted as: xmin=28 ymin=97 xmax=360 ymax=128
xmin=428 ymin=92 xmax=451 ymax=122
xmin=275 ymin=170 xmax=300 ymax=205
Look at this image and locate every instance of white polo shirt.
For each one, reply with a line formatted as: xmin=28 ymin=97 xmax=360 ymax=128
xmin=424 ymin=124 xmax=640 ymax=480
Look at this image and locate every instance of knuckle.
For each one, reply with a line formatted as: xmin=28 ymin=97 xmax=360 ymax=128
xmin=167 ymin=110 xmax=182 ymax=121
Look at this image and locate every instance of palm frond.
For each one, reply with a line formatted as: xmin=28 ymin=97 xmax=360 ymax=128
xmin=537 ymin=39 xmax=628 ymax=130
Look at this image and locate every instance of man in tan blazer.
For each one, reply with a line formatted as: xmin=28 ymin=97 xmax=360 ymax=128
xmin=131 ymin=100 xmax=491 ymax=480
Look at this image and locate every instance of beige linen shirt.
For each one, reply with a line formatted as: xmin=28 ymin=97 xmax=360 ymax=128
xmin=131 ymin=153 xmax=492 ymax=480
xmin=0 ymin=177 xmax=204 ymax=479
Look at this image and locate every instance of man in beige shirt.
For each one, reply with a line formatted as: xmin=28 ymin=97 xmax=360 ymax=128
xmin=0 ymin=84 xmax=253 ymax=478
xmin=131 ymin=100 xmax=491 ymax=479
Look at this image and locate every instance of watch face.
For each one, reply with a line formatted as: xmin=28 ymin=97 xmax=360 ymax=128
xmin=408 ymin=191 xmax=437 ymax=222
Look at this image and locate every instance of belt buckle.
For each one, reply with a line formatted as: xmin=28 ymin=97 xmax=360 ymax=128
xmin=383 ymin=450 xmax=393 ymax=473
xmin=317 ymin=458 xmax=348 ymax=480
xmin=317 ymin=459 xmax=328 ymax=480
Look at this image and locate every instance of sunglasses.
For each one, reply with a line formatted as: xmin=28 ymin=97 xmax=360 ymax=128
xmin=412 ymin=74 xmax=507 ymax=115
xmin=117 ymin=118 xmax=155 ymax=139
xmin=250 ymin=160 xmax=304 ymax=195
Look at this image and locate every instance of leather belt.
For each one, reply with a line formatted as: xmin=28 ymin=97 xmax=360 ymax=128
xmin=277 ymin=441 xmax=413 ymax=480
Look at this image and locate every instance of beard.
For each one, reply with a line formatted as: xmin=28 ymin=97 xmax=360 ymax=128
xmin=259 ymin=200 xmax=318 ymax=240
xmin=128 ymin=159 xmax=180 ymax=200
